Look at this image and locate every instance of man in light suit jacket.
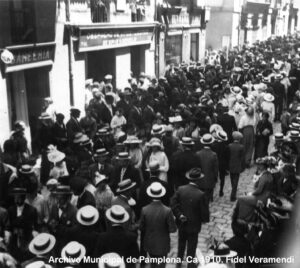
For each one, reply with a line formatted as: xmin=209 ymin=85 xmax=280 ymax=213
xmin=196 ymin=134 xmax=219 ymax=202
xmin=171 ymin=168 xmax=209 ymax=268
xmin=140 ymin=182 xmax=177 ymax=268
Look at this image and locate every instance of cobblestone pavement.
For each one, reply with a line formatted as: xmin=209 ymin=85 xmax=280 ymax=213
xmin=164 ymin=123 xmax=280 ymax=267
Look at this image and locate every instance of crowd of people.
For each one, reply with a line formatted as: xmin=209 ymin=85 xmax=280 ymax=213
xmin=1 ymin=34 xmax=300 ymax=268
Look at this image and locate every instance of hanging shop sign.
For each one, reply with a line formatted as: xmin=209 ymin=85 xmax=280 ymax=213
xmin=4 ymin=42 xmax=55 ymax=73
xmin=78 ymin=26 xmax=154 ymax=52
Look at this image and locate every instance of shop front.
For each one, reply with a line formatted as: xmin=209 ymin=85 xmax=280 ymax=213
xmin=1 ymin=42 xmax=55 ymax=149
xmin=75 ymin=23 xmax=157 ymax=90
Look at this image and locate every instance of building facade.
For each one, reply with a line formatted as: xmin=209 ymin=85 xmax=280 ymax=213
xmin=157 ymin=0 xmax=210 ymax=75
xmin=0 ymin=0 xmax=57 ymax=147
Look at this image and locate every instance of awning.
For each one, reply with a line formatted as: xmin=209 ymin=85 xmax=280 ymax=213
xmin=70 ymin=23 xmax=158 ymax=52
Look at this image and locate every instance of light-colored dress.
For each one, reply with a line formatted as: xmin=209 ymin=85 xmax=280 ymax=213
xmin=146 ymin=151 xmax=169 ymax=182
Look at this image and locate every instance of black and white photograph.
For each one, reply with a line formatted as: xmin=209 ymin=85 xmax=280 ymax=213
xmin=0 ymin=0 xmax=300 ymax=267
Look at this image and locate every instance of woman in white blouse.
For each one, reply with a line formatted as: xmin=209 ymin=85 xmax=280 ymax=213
xmin=261 ymin=93 xmax=275 ymax=122
xmin=145 ymin=138 xmax=169 ymax=182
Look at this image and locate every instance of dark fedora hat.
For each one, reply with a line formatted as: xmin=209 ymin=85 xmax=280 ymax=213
xmin=185 ymin=168 xmax=204 ymax=180
xmin=116 ymin=179 xmax=136 ymax=193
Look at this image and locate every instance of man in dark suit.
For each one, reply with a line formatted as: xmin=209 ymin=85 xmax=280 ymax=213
xmin=88 ymin=148 xmax=113 ymax=185
xmin=69 ymin=176 xmax=96 ymax=209
xmin=140 ymin=182 xmax=177 ymax=268
xmin=94 ymin=205 xmax=139 ymax=268
xmin=52 ymin=113 xmax=68 ymax=151
xmin=99 ymin=94 xmax=115 ymax=125
xmin=66 ymin=108 xmax=82 ymax=142
xmin=169 ymin=137 xmax=199 ymax=189
xmin=196 ymin=134 xmax=219 ymax=202
xmin=110 ymin=152 xmax=141 ymax=191
xmin=7 ymin=188 xmax=38 ymax=261
xmin=273 ymin=75 xmax=286 ymax=121
xmin=217 ymin=105 xmax=237 ymax=143
xmin=228 ymin=131 xmax=245 ymax=201
xmin=171 ymin=168 xmax=209 ymax=268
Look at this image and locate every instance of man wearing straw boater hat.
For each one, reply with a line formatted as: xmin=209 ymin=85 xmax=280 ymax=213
xmin=94 ymin=205 xmax=139 ymax=267
xmin=23 ymin=233 xmax=56 ymax=267
xmin=47 ymin=186 xmax=77 ymax=235
xmin=111 ymin=179 xmax=137 ymax=232
xmin=110 ymin=152 xmax=141 ymax=191
xmin=88 ymin=148 xmax=113 ymax=185
xmin=169 ymin=137 xmax=200 ymax=189
xmin=140 ymin=182 xmax=177 ymax=267
xmin=196 ymin=133 xmax=219 ymax=202
xmin=62 ymin=205 xmax=101 ymax=257
xmin=7 ymin=187 xmax=38 ymax=262
xmin=61 ymin=241 xmax=86 ymax=267
xmin=171 ymin=168 xmax=209 ymax=268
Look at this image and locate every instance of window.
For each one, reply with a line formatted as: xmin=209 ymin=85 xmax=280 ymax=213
xmin=190 ymin=33 xmax=199 ymax=62
xmin=10 ymin=0 xmax=36 ymax=44
xmin=165 ymin=34 xmax=182 ymax=65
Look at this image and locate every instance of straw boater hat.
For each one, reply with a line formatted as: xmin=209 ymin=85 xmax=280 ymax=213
xmin=10 ymin=187 xmax=27 ymax=196
xmin=209 ymin=124 xmax=223 ymax=135
xmin=146 ymin=182 xmax=166 ymax=199
xmin=53 ymin=185 xmax=73 ymax=195
xmin=46 ymin=178 xmax=58 ymax=187
xmin=25 ymin=261 xmax=52 ymax=268
xmin=151 ymin=124 xmax=165 ymax=135
xmin=29 ymin=233 xmax=56 ymax=256
xmin=201 ymin=133 xmax=215 ymax=145
xmin=263 ymin=93 xmax=275 ymax=102
xmin=123 ymin=136 xmax=142 ymax=145
xmin=230 ymin=86 xmax=242 ymax=95
xmin=180 ymin=137 xmax=195 ymax=146
xmin=289 ymin=122 xmax=300 ymax=130
xmin=116 ymin=179 xmax=136 ymax=194
xmin=38 ymin=112 xmax=52 ymax=120
xmin=94 ymin=148 xmax=109 ymax=158
xmin=19 ymin=164 xmax=34 ymax=174
xmin=96 ymin=128 xmax=110 ymax=136
xmin=273 ymin=132 xmax=284 ymax=142
xmin=76 ymin=205 xmax=99 ymax=226
xmin=104 ymin=74 xmax=113 ymax=80
xmin=186 ymin=168 xmax=204 ymax=181
xmin=105 ymin=205 xmax=130 ymax=224
xmin=73 ymin=133 xmax=89 ymax=144
xmin=215 ymin=130 xmax=228 ymax=142
xmin=209 ymin=242 xmax=237 ymax=259
xmin=98 ymin=253 xmax=125 ymax=268
xmin=47 ymin=150 xmax=65 ymax=164
xmin=115 ymin=152 xmax=131 ymax=161
xmin=61 ymin=241 xmax=86 ymax=263
xmin=288 ymin=130 xmax=300 ymax=139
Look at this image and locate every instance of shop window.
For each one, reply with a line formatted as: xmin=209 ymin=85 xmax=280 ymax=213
xmin=10 ymin=0 xmax=36 ymax=44
xmin=165 ymin=34 xmax=182 ymax=65
xmin=190 ymin=33 xmax=199 ymax=62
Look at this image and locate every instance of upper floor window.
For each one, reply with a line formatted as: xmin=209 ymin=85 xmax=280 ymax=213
xmin=10 ymin=0 xmax=36 ymax=44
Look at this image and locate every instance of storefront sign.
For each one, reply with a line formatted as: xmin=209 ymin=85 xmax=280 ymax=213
xmin=4 ymin=43 xmax=55 ymax=72
xmin=78 ymin=28 xmax=153 ymax=52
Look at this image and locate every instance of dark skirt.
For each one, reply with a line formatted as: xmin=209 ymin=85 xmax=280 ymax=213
xmin=242 ymin=125 xmax=255 ymax=166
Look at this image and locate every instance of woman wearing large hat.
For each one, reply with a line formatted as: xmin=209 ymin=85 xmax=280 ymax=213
xmin=145 ymin=138 xmax=169 ymax=182
xmin=48 ymin=148 xmax=69 ymax=181
xmin=123 ymin=136 xmax=143 ymax=170
xmin=261 ymin=93 xmax=275 ymax=122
